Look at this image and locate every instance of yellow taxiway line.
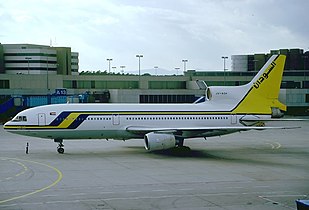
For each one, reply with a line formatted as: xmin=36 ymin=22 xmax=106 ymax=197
xmin=0 ymin=157 xmax=63 ymax=204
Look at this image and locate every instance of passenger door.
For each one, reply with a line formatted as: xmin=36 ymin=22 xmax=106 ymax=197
xmin=38 ymin=113 xmax=46 ymax=126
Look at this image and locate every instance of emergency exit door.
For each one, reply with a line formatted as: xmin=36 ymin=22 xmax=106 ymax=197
xmin=231 ymin=114 xmax=237 ymax=124
xmin=112 ymin=114 xmax=120 ymax=125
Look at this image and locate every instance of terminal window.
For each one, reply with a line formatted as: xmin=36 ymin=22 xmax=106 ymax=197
xmin=140 ymin=94 xmax=196 ymax=103
xmin=0 ymin=80 xmax=9 ymax=89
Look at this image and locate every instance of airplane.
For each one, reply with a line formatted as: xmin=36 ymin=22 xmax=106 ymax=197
xmin=4 ymin=54 xmax=295 ymax=154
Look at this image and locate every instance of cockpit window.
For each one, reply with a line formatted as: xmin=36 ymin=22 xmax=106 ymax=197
xmin=12 ymin=116 xmax=21 ymax=122
xmin=12 ymin=116 xmax=27 ymax=122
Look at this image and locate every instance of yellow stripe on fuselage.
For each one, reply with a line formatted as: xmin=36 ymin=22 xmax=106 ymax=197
xmin=57 ymin=113 xmax=80 ymax=129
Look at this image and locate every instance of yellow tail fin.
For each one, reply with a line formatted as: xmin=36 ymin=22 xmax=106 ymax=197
xmin=233 ymin=55 xmax=286 ymax=114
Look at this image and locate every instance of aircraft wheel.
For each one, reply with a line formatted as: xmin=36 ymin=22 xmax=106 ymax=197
xmin=57 ymin=147 xmax=64 ymax=154
xmin=177 ymin=146 xmax=191 ymax=152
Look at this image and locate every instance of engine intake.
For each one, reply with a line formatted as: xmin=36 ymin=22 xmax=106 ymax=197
xmin=144 ymin=132 xmax=176 ymax=151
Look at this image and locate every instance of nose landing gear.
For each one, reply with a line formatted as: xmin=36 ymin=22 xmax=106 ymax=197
xmin=54 ymin=139 xmax=64 ymax=154
xmin=57 ymin=144 xmax=64 ymax=154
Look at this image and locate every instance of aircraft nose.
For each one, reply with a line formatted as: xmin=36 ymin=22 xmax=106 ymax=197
xmin=3 ymin=121 xmax=11 ymax=129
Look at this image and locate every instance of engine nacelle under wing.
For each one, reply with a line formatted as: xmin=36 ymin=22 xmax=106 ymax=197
xmin=144 ymin=132 xmax=176 ymax=151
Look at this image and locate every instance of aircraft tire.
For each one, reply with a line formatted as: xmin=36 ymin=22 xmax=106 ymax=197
xmin=57 ymin=147 xmax=64 ymax=154
xmin=177 ymin=145 xmax=191 ymax=151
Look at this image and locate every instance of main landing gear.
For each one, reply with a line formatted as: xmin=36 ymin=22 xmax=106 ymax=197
xmin=54 ymin=139 xmax=64 ymax=154
xmin=176 ymin=138 xmax=191 ymax=152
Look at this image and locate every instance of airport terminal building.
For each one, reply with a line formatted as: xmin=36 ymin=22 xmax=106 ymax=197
xmin=0 ymin=44 xmax=308 ymax=122
xmin=0 ymin=43 xmax=79 ymax=75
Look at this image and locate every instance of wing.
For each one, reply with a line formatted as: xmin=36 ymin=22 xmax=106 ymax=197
xmin=126 ymin=125 xmax=299 ymax=137
xmin=240 ymin=118 xmax=309 ymax=122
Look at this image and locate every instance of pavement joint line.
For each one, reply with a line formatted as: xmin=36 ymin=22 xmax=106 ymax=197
xmin=98 ymin=191 xmax=115 ymax=194
xmin=152 ymin=189 xmax=168 ymax=192
xmin=0 ymin=191 xmax=268 ymax=206
xmin=41 ymin=194 xmax=58 ymax=197
xmin=253 ymin=185 xmax=270 ymax=188
xmin=71 ymin=193 xmax=86 ymax=196
xmin=260 ymin=194 xmax=308 ymax=198
xmin=125 ymin=190 xmax=142 ymax=193
xmin=0 ymin=189 xmax=306 ymax=207
xmin=258 ymin=195 xmax=295 ymax=210
xmin=178 ymin=188 xmax=194 ymax=191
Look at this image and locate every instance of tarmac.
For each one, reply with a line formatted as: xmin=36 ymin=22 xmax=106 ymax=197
xmin=0 ymin=120 xmax=308 ymax=210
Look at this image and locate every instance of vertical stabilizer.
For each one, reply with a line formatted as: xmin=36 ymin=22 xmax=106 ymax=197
xmin=232 ymin=55 xmax=286 ymax=114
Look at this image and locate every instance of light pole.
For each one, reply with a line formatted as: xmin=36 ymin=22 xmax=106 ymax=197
xmin=136 ymin=54 xmax=143 ymax=79
xmin=106 ymin=58 xmax=113 ymax=73
xmin=175 ymin=67 xmax=180 ymax=75
xmin=253 ymin=59 xmax=258 ymax=71
xmin=120 ymin=65 xmax=126 ymax=74
xmin=302 ymin=55 xmax=308 ymax=88
xmin=25 ymin=57 xmax=32 ymax=74
xmin=182 ymin=59 xmax=188 ymax=73
xmin=46 ymin=55 xmax=49 ymax=91
xmin=303 ymin=56 xmax=308 ymax=70
xmin=154 ymin=66 xmax=158 ymax=76
xmin=221 ymin=56 xmax=228 ymax=85
xmin=112 ymin=66 xmax=116 ymax=73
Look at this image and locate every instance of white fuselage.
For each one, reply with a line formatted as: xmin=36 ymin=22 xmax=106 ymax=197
xmin=3 ymin=102 xmax=270 ymax=141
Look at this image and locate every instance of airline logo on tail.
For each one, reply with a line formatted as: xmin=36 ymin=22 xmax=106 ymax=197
xmin=253 ymin=61 xmax=276 ymax=89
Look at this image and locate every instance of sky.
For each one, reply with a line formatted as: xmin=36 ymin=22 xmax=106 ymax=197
xmin=1 ymin=0 xmax=308 ymax=74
